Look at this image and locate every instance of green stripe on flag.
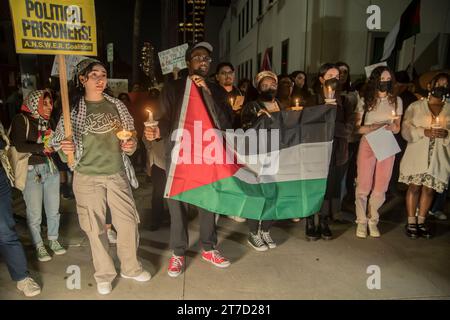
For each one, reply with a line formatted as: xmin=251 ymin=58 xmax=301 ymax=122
xmin=171 ymin=176 xmax=327 ymax=220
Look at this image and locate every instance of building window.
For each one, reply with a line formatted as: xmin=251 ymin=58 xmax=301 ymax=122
xmin=241 ymin=9 xmax=245 ymax=39
xmin=281 ymin=39 xmax=289 ymax=75
xmin=238 ymin=12 xmax=241 ymax=41
xmin=251 ymin=0 xmax=254 ymax=26
xmin=246 ymin=1 xmax=250 ymax=33
xmin=226 ymin=30 xmax=231 ymax=55
xmin=257 ymin=53 xmax=262 ymax=72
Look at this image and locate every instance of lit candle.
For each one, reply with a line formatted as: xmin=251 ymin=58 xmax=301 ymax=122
xmin=144 ymin=108 xmax=159 ymax=128
xmin=295 ymin=99 xmax=300 ymax=107
xmin=431 ymin=116 xmax=442 ymax=130
xmin=230 ymin=97 xmax=235 ymax=108
xmin=147 ymin=109 xmax=154 ymax=122
xmin=116 ymin=129 xmax=132 ymax=142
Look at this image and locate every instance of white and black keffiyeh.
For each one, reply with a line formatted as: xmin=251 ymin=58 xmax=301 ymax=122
xmin=22 ymin=90 xmax=51 ymax=134
xmin=51 ymin=93 xmax=139 ymax=188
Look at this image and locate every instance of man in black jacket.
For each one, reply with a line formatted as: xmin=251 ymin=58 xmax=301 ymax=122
xmin=144 ymin=42 xmax=231 ymax=278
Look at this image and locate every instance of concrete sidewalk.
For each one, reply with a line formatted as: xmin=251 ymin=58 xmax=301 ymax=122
xmin=1 ymin=177 xmax=449 ymax=300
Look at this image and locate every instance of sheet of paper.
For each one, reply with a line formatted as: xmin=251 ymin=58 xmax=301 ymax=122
xmin=365 ymin=127 xmax=401 ymax=161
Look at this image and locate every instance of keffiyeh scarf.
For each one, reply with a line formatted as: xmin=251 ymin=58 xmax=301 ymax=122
xmin=51 ymin=93 xmax=139 ymax=189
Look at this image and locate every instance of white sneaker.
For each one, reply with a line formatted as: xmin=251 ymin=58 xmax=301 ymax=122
xmin=356 ymin=223 xmax=367 ymax=239
xmin=230 ymin=216 xmax=246 ymax=223
xmin=368 ymin=223 xmax=381 ymax=238
xmin=97 ymin=282 xmax=112 ymax=295
xmin=429 ymin=211 xmax=447 ymax=221
xmin=292 ymin=218 xmax=301 ymax=223
xmin=120 ymin=270 xmax=151 ymax=282
xmin=107 ymin=229 xmax=117 ymax=244
xmin=17 ymin=277 xmax=41 ymax=297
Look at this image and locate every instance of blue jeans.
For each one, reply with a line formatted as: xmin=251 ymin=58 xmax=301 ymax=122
xmin=23 ymin=163 xmax=61 ymax=247
xmin=0 ymin=167 xmax=29 ymax=281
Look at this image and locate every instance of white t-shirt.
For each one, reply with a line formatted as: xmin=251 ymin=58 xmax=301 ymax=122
xmin=356 ymin=96 xmax=403 ymax=125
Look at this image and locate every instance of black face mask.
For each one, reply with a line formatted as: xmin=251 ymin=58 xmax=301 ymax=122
xmin=259 ymin=89 xmax=277 ymax=102
xmin=430 ymin=86 xmax=449 ymax=101
xmin=378 ymin=81 xmax=393 ymax=93
xmin=324 ymin=78 xmax=340 ymax=91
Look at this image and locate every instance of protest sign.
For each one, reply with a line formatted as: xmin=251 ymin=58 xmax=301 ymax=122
xmin=9 ymin=0 xmax=97 ymax=56
xmin=108 ymin=79 xmax=129 ymax=98
xmin=158 ymin=43 xmax=188 ymax=75
xmin=51 ymin=55 xmax=88 ymax=80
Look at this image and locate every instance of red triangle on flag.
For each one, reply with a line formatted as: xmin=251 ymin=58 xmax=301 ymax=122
xmin=166 ymin=79 xmax=242 ymax=198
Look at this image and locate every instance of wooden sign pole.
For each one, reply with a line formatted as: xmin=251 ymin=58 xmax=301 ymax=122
xmin=57 ymin=54 xmax=74 ymax=167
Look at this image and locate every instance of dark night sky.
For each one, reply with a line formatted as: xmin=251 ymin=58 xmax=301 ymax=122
xmin=95 ymin=0 xmax=162 ymax=69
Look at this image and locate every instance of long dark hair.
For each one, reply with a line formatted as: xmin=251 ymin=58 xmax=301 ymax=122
xmin=290 ymin=70 xmax=311 ymax=99
xmin=69 ymin=61 xmax=111 ymax=111
xmin=363 ymin=66 xmax=398 ymax=112
xmin=335 ymin=61 xmax=353 ymax=92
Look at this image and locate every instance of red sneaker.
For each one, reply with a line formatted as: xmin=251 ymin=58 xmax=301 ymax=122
xmin=201 ymin=250 xmax=231 ymax=268
xmin=168 ymin=255 xmax=184 ymax=278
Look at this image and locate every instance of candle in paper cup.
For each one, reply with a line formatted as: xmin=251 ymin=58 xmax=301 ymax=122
xmin=432 ymin=116 xmax=442 ymax=129
xmin=147 ymin=109 xmax=154 ymax=122
xmin=295 ymin=99 xmax=300 ymax=107
xmin=230 ymin=97 xmax=235 ymax=108
xmin=144 ymin=109 xmax=159 ymax=128
xmin=116 ymin=129 xmax=133 ymax=141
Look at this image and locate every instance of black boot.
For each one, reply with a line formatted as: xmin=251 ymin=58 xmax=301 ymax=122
xmin=305 ymin=216 xmax=320 ymax=241
xmin=319 ymin=216 xmax=333 ymax=240
xmin=405 ymin=223 xmax=419 ymax=239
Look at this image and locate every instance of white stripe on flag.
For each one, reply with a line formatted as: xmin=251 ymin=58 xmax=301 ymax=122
xmin=233 ymin=141 xmax=333 ymax=184
xmin=381 ymin=21 xmax=400 ymax=61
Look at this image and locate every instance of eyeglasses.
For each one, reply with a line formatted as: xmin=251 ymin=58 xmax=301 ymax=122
xmin=191 ymin=55 xmax=212 ymax=64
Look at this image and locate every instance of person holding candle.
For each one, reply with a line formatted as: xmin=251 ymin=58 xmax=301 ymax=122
xmin=143 ymin=103 xmax=169 ymax=231
xmin=210 ymin=62 xmax=243 ymax=130
xmin=354 ymin=66 xmax=402 ymax=239
xmin=399 ymin=74 xmax=450 ymax=239
xmin=51 ymin=58 xmax=150 ymax=295
xmin=10 ymin=90 xmax=66 ymax=262
xmin=276 ymin=75 xmax=295 ymax=110
xmin=303 ymin=63 xmax=355 ymax=241
xmin=290 ymin=71 xmax=313 ymax=103
xmin=144 ymin=42 xmax=232 ymax=278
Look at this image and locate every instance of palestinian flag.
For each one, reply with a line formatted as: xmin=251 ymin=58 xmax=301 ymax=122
xmin=164 ymin=78 xmax=336 ymax=220
xmin=381 ymin=0 xmax=421 ymax=62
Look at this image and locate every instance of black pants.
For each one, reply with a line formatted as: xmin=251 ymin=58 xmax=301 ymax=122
xmin=149 ymin=165 xmax=167 ymax=226
xmin=167 ymin=199 xmax=217 ymax=256
xmin=247 ymin=219 xmax=274 ymax=234
xmin=320 ymin=163 xmax=346 ymax=219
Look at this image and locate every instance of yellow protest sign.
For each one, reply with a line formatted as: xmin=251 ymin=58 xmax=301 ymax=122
xmin=9 ymin=0 xmax=97 ymax=55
